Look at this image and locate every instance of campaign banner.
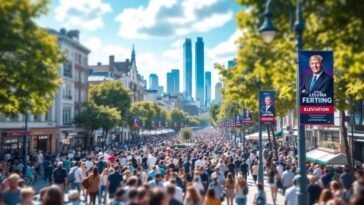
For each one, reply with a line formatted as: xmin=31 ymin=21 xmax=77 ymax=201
xmin=158 ymin=121 xmax=162 ymax=128
xmin=142 ymin=120 xmax=145 ymax=127
xmin=299 ymin=51 xmax=334 ymax=125
xmin=235 ymin=114 xmax=242 ymax=127
xmin=243 ymin=108 xmax=253 ymax=126
xmin=259 ymin=91 xmax=276 ymax=125
xmin=133 ymin=117 xmax=140 ymax=128
xmin=151 ymin=120 xmax=156 ymax=128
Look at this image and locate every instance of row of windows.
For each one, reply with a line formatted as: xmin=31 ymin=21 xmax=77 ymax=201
xmin=74 ymin=89 xmax=87 ymax=102
xmin=0 ymin=107 xmax=52 ymax=122
xmin=63 ymin=85 xmax=72 ymax=100
xmin=64 ymin=49 xmax=88 ymax=67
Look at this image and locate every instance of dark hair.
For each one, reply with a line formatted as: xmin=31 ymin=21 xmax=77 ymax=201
xmin=128 ymin=177 xmax=138 ymax=186
xmin=166 ymin=185 xmax=176 ymax=195
xmin=115 ymin=188 xmax=125 ymax=198
xmin=257 ymin=183 xmax=264 ymax=191
xmin=128 ymin=188 xmax=138 ymax=199
xmin=319 ymin=189 xmax=333 ymax=203
xmin=149 ymin=188 xmax=166 ymax=205
xmin=206 ymin=188 xmax=215 ymax=198
xmin=42 ymin=186 xmax=63 ymax=205
xmin=93 ymin=167 xmax=99 ymax=178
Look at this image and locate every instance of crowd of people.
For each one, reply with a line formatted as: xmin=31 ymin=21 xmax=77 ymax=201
xmin=0 ymin=128 xmax=363 ymax=205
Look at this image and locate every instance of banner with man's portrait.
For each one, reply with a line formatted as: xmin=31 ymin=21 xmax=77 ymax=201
xmin=235 ymin=114 xmax=242 ymax=127
xmin=299 ymin=51 xmax=334 ymax=125
xmin=243 ymin=108 xmax=253 ymax=126
xmin=259 ymin=91 xmax=275 ymax=125
xmin=133 ymin=117 xmax=140 ymax=128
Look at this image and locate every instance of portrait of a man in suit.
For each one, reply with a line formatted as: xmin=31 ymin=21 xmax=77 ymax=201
xmin=261 ymin=96 xmax=275 ymax=116
xmin=301 ymin=55 xmax=333 ymax=96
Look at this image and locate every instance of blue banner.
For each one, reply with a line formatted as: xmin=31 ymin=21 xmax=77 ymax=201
xmin=235 ymin=114 xmax=242 ymax=127
xmin=299 ymin=51 xmax=334 ymax=125
xmin=243 ymin=108 xmax=253 ymax=126
xmin=259 ymin=91 xmax=276 ymax=125
xmin=133 ymin=117 xmax=140 ymax=128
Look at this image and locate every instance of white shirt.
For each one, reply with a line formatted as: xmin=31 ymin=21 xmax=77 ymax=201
xmin=195 ymin=159 xmax=205 ymax=168
xmin=313 ymin=168 xmax=322 ymax=178
xmin=147 ymin=155 xmax=157 ymax=169
xmin=276 ymin=164 xmax=284 ymax=176
xmin=85 ymin=160 xmax=93 ymax=172
xmin=282 ymin=170 xmax=295 ymax=187
xmin=37 ymin=153 xmax=44 ymax=163
xmin=100 ymin=174 xmax=108 ymax=186
xmin=285 ymin=186 xmax=297 ymax=205
xmin=74 ymin=167 xmax=82 ymax=183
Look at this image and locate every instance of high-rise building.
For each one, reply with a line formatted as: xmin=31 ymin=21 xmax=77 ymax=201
xmin=215 ymin=82 xmax=223 ymax=104
xmin=195 ymin=37 xmax=205 ymax=107
xmin=149 ymin=74 xmax=159 ymax=90
xmin=167 ymin=69 xmax=180 ymax=95
xmin=157 ymin=86 xmax=164 ymax=95
xmin=171 ymin=69 xmax=180 ymax=93
xmin=205 ymin=71 xmax=211 ymax=107
xmin=227 ymin=59 xmax=236 ymax=68
xmin=183 ymin=39 xmax=192 ymax=101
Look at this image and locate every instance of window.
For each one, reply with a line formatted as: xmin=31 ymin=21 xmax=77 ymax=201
xmin=75 ymin=69 xmax=79 ymax=82
xmin=63 ymin=63 xmax=72 ymax=78
xmin=62 ymin=107 xmax=72 ymax=125
xmin=80 ymin=90 xmax=86 ymax=102
xmin=45 ymin=107 xmax=52 ymax=121
xmin=80 ymin=72 xmax=86 ymax=83
xmin=33 ymin=115 xmax=41 ymax=122
xmin=63 ymin=85 xmax=72 ymax=100
xmin=83 ymin=57 xmax=88 ymax=66
xmin=74 ymin=88 xmax=79 ymax=102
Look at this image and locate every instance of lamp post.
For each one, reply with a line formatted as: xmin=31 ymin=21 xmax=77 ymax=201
xmin=258 ymin=0 xmax=307 ymax=204
xmin=23 ymin=112 xmax=28 ymax=176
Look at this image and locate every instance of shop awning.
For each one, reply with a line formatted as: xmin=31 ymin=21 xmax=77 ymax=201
xmin=274 ymin=131 xmax=283 ymax=137
xmin=245 ymin=132 xmax=269 ymax=141
xmin=306 ymin=149 xmax=359 ymax=166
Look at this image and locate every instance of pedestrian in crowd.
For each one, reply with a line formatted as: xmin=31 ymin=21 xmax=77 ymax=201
xmin=98 ymin=168 xmax=109 ymax=204
xmin=110 ymin=187 xmax=125 ymax=205
xmin=41 ymin=185 xmax=63 ymax=205
xmin=268 ymin=165 xmax=279 ymax=204
xmin=203 ymin=188 xmax=221 ymax=205
xmin=307 ymin=175 xmax=322 ymax=205
xmin=167 ymin=185 xmax=183 ymax=205
xmin=52 ymin=162 xmax=67 ymax=192
xmin=108 ymin=166 xmax=123 ymax=199
xmin=240 ymin=160 xmax=248 ymax=181
xmin=251 ymin=162 xmax=258 ymax=184
xmin=321 ymin=168 xmax=333 ymax=189
xmin=319 ymin=189 xmax=334 ymax=205
xmin=3 ymin=173 xmax=20 ymax=205
xmin=86 ymin=167 xmax=100 ymax=205
xmin=284 ymin=177 xmax=297 ymax=205
xmin=282 ymin=166 xmax=295 ymax=194
xmin=68 ymin=189 xmax=84 ymax=205
xmin=225 ymin=172 xmax=235 ymax=205
xmin=253 ymin=183 xmax=266 ymax=205
xmin=184 ymin=186 xmax=202 ymax=205
xmin=235 ymin=175 xmax=248 ymax=205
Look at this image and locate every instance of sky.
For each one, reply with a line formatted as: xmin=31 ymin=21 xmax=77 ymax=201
xmin=36 ymin=0 xmax=242 ymax=100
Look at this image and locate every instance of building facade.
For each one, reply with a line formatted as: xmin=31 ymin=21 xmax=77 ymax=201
xmin=167 ymin=69 xmax=180 ymax=95
xmin=205 ymin=71 xmax=211 ymax=107
xmin=214 ymin=82 xmax=223 ymax=104
xmin=149 ymin=74 xmax=159 ymax=91
xmin=195 ymin=37 xmax=205 ymax=107
xmin=183 ymin=39 xmax=193 ymax=101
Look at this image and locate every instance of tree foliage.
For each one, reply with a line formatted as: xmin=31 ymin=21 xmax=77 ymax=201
xmin=209 ymin=104 xmax=220 ymax=127
xmin=89 ymin=80 xmax=131 ymax=119
xmin=180 ymin=128 xmax=192 ymax=142
xmin=74 ymin=104 xmax=101 ymax=132
xmin=168 ymin=108 xmax=188 ymax=130
xmin=0 ymin=0 xmax=64 ymax=116
xmin=128 ymin=101 xmax=167 ymax=129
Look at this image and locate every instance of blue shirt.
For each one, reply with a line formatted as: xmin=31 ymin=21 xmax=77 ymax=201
xmin=4 ymin=188 xmax=20 ymax=205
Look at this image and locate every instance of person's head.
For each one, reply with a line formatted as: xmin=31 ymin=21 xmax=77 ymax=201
xmin=309 ymin=55 xmax=324 ymax=75
xmin=57 ymin=161 xmax=63 ymax=168
xmin=257 ymin=183 xmax=264 ymax=191
xmin=206 ymin=188 xmax=216 ymax=198
xmin=92 ymin=167 xmax=99 ymax=177
xmin=186 ymin=186 xmax=201 ymax=203
xmin=155 ymin=173 xmax=162 ymax=182
xmin=308 ymin=175 xmax=317 ymax=184
xmin=42 ymin=185 xmax=63 ymax=205
xmin=149 ymin=187 xmax=167 ymax=205
xmin=68 ymin=190 xmax=80 ymax=202
xmin=264 ymin=96 xmax=272 ymax=106
xmin=8 ymin=173 xmax=20 ymax=189
xmin=102 ymin=168 xmax=109 ymax=175
xmin=329 ymin=181 xmax=341 ymax=191
xmin=128 ymin=176 xmax=138 ymax=187
xmin=20 ymin=187 xmax=35 ymax=203
xmin=137 ymin=187 xmax=148 ymax=204
xmin=236 ymin=175 xmax=246 ymax=188
xmin=128 ymin=188 xmax=138 ymax=202
xmin=326 ymin=198 xmax=345 ymax=205
xmin=166 ymin=185 xmax=176 ymax=198
xmin=319 ymin=189 xmax=334 ymax=203
xmin=227 ymin=172 xmax=233 ymax=181
xmin=115 ymin=187 xmax=125 ymax=201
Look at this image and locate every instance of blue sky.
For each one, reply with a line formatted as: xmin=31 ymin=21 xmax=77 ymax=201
xmin=37 ymin=0 xmax=242 ymax=99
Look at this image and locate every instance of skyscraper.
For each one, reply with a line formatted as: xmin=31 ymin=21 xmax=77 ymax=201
xmin=215 ymin=82 xmax=222 ymax=104
xmin=183 ymin=39 xmax=192 ymax=101
xmin=205 ymin=71 xmax=211 ymax=107
xmin=166 ymin=69 xmax=180 ymax=95
xmin=195 ymin=37 xmax=204 ymax=107
xmin=149 ymin=74 xmax=159 ymax=90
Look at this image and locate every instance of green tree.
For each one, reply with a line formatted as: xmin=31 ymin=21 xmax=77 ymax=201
xmin=209 ymin=104 xmax=220 ymax=127
xmin=97 ymin=106 xmax=121 ymax=145
xmin=74 ymin=104 xmax=101 ymax=145
xmin=0 ymin=0 xmax=64 ymax=116
xmin=180 ymin=128 xmax=192 ymax=143
xmin=224 ymin=0 xmax=364 ymax=168
xmin=128 ymin=101 xmax=167 ymax=129
xmin=89 ymin=80 xmax=131 ymax=119
xmin=168 ymin=108 xmax=188 ymax=130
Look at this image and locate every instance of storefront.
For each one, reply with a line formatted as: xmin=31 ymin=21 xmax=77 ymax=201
xmin=60 ymin=130 xmax=88 ymax=152
xmin=0 ymin=128 xmax=57 ymax=157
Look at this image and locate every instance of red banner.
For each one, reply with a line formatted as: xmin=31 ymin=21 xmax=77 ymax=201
xmin=300 ymin=106 xmax=334 ymax=114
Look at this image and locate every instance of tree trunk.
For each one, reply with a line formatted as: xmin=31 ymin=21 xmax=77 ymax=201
xmin=267 ymin=126 xmax=272 ymax=150
xmin=271 ymin=125 xmax=278 ymax=161
xmin=339 ymin=110 xmax=353 ymax=170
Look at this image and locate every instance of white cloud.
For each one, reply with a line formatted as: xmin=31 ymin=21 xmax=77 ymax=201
xmin=55 ymin=0 xmax=111 ymax=31
xmin=115 ymin=0 xmax=233 ymax=39
xmin=207 ymin=30 xmax=241 ymax=60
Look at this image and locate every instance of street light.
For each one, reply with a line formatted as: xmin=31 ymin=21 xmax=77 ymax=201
xmin=258 ymin=0 xmax=278 ymax=44
xmin=258 ymin=0 xmax=307 ymax=204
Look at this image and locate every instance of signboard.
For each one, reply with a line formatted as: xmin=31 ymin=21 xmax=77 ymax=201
xmin=259 ymin=91 xmax=276 ymax=125
xmin=243 ymin=108 xmax=253 ymax=126
xmin=299 ymin=51 xmax=334 ymax=125
xmin=133 ymin=117 xmax=140 ymax=128
xmin=235 ymin=114 xmax=242 ymax=127
xmin=151 ymin=120 xmax=156 ymax=128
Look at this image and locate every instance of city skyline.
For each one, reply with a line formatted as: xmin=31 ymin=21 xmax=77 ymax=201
xmin=36 ymin=0 xmax=240 ymax=99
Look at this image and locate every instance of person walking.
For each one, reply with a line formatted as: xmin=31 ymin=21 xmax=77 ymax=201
xmin=184 ymin=186 xmax=202 ymax=205
xmin=203 ymin=188 xmax=221 ymax=205
xmin=225 ymin=172 xmax=235 ymax=205
xmin=235 ymin=175 xmax=248 ymax=205
xmin=87 ymin=167 xmax=100 ymax=205
xmin=98 ymin=168 xmax=109 ymax=204
xmin=268 ymin=166 xmax=279 ymax=204
xmin=253 ymin=183 xmax=266 ymax=205
xmin=52 ymin=162 xmax=67 ymax=192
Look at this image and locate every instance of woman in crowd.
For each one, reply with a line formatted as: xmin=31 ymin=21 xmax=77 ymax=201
xmin=235 ymin=175 xmax=248 ymax=205
xmin=268 ymin=165 xmax=279 ymax=204
xmin=203 ymin=188 xmax=221 ymax=205
xmin=99 ymin=168 xmax=109 ymax=204
xmin=225 ymin=172 xmax=235 ymax=205
xmin=184 ymin=186 xmax=202 ymax=205
xmin=41 ymin=185 xmax=63 ymax=205
xmin=87 ymin=167 xmax=100 ymax=205
xmin=318 ymin=189 xmax=334 ymax=205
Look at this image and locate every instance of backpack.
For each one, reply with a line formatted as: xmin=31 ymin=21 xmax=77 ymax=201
xmin=68 ymin=167 xmax=77 ymax=183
